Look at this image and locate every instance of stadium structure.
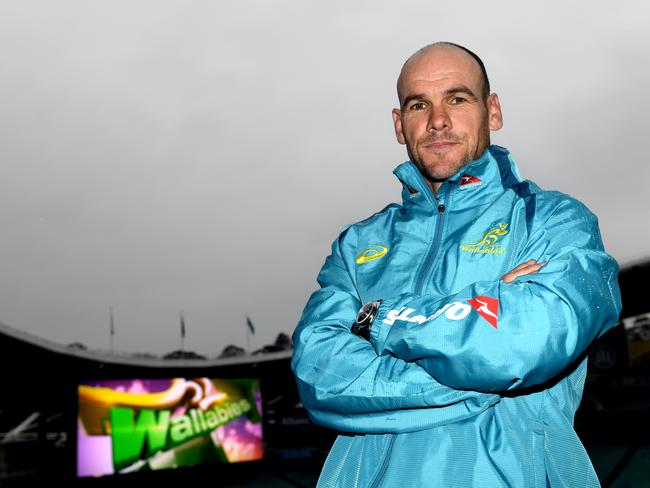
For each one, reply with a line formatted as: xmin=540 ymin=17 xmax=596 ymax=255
xmin=0 ymin=259 xmax=648 ymax=487
xmin=0 ymin=324 xmax=333 ymax=487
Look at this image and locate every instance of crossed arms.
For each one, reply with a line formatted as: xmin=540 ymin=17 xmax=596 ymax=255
xmin=291 ymin=203 xmax=621 ymax=433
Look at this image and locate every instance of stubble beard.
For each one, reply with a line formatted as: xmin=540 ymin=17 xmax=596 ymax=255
xmin=407 ymin=141 xmax=473 ymax=184
xmin=407 ymin=121 xmax=491 ymax=186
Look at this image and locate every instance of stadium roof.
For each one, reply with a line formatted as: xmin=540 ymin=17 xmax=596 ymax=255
xmin=0 ymin=319 xmax=290 ymax=368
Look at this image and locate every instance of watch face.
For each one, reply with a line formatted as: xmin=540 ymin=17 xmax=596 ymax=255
xmin=356 ymin=301 xmax=379 ymax=326
xmin=356 ymin=304 xmax=374 ymax=325
xmin=352 ymin=301 xmax=381 ymax=340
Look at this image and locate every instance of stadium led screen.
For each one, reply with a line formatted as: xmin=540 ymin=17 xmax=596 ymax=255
xmin=77 ymin=378 xmax=263 ymax=477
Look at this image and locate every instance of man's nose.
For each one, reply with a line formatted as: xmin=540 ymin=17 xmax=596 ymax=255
xmin=427 ymin=105 xmax=452 ymax=132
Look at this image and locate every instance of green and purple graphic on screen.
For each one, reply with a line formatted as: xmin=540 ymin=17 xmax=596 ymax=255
xmin=77 ymin=377 xmax=263 ymax=477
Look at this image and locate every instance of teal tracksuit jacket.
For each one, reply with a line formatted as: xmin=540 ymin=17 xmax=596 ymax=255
xmin=291 ymin=145 xmax=622 ymax=487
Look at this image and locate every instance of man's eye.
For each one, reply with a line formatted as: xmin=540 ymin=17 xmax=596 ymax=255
xmin=450 ymin=97 xmax=467 ymax=105
xmin=410 ymin=102 xmax=426 ymax=110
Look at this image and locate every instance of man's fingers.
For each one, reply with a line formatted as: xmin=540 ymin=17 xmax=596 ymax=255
xmin=514 ymin=262 xmax=546 ymax=274
xmin=501 ymin=268 xmax=533 ymax=284
xmin=509 ymin=259 xmax=537 ymax=272
xmin=502 ymin=264 xmax=544 ymax=282
xmin=501 ymin=260 xmax=547 ymax=283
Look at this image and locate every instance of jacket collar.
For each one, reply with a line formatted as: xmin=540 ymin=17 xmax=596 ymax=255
xmin=393 ymin=145 xmax=523 ymax=210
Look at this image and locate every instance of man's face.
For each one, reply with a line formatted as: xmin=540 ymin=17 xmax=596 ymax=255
xmin=392 ymin=46 xmax=503 ymax=191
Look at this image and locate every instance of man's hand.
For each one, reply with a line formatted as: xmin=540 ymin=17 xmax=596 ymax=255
xmin=501 ymin=259 xmax=547 ymax=284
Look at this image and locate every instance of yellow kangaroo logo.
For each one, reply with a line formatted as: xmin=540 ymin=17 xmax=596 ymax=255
xmin=464 ymin=223 xmax=509 ymax=250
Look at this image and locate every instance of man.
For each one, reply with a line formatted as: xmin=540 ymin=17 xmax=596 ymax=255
xmin=291 ymin=42 xmax=621 ymax=487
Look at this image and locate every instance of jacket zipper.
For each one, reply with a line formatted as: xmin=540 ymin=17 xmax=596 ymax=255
xmin=414 ymin=187 xmax=453 ymax=295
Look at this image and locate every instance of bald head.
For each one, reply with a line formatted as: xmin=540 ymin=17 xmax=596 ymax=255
xmin=397 ymin=42 xmax=491 ymax=105
xmin=391 ymin=42 xmax=503 ymax=192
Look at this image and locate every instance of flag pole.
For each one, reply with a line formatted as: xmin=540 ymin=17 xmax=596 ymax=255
xmin=246 ymin=316 xmax=255 ymax=354
xmin=180 ymin=312 xmax=186 ymax=351
xmin=109 ymin=306 xmax=115 ymax=353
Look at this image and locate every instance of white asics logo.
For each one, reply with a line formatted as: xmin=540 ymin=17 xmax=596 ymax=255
xmin=382 ymin=301 xmax=471 ymax=326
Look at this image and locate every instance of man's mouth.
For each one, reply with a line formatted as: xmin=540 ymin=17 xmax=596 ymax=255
xmin=424 ymin=141 xmax=459 ymax=152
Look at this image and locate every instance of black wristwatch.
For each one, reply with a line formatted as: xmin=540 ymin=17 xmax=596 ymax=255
xmin=351 ymin=300 xmax=382 ymax=340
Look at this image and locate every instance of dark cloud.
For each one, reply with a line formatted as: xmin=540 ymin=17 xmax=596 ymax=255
xmin=0 ymin=1 xmax=647 ymax=353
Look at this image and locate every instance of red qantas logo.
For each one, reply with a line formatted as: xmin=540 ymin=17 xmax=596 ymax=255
xmin=460 ymin=174 xmax=481 ymax=187
xmin=467 ymin=296 xmax=499 ymax=329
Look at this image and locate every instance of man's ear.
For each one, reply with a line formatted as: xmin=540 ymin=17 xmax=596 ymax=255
xmin=487 ymin=93 xmax=503 ymax=131
xmin=392 ymin=108 xmax=406 ymax=144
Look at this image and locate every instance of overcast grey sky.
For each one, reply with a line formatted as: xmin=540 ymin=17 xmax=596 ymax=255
xmin=1 ymin=1 xmax=648 ymax=355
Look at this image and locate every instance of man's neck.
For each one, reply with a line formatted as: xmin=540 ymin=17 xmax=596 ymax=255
xmin=428 ymin=180 xmax=443 ymax=194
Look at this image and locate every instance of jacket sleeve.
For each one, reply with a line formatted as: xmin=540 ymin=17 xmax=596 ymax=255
xmin=291 ymin=233 xmax=500 ymax=434
xmin=369 ymin=201 xmax=622 ymax=393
